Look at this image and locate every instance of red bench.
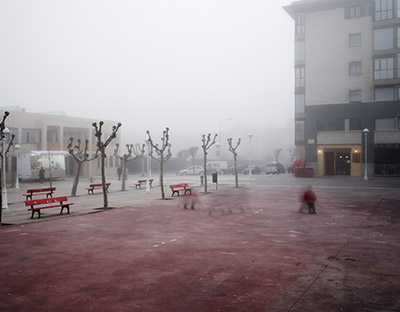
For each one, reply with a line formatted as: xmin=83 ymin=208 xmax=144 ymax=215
xmin=86 ymin=183 xmax=111 ymax=194
xmin=170 ymin=183 xmax=192 ymax=197
xmin=23 ymin=187 xmax=56 ymax=200
xmin=25 ymin=196 xmax=74 ymax=219
xmin=135 ymin=179 xmax=154 ymax=189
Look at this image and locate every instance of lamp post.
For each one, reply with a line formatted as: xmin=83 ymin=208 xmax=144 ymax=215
xmin=248 ymin=133 xmax=253 ymax=176
xmin=2 ymin=127 xmax=10 ymax=209
xmin=363 ymin=128 xmax=369 ymax=181
xmin=146 ymin=140 xmax=151 ymax=193
xmin=14 ymin=144 xmax=21 ymax=190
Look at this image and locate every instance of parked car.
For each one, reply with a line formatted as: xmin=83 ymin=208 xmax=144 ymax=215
xmin=243 ymin=165 xmax=261 ymax=175
xmin=277 ymin=163 xmax=286 ymax=173
xmin=179 ymin=166 xmax=204 ymax=175
xmin=266 ymin=162 xmax=279 ymax=174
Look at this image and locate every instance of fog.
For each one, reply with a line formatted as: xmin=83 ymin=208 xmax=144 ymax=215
xmin=0 ymin=0 xmax=294 ymax=163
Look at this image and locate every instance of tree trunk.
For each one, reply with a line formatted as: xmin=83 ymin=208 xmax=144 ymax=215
xmin=160 ymin=154 xmax=165 ymax=199
xmin=71 ymin=161 xmax=83 ymax=197
xmin=234 ymin=154 xmax=239 ymax=188
xmin=203 ymin=154 xmax=208 ymax=193
xmin=101 ymin=149 xmax=108 ymax=209
xmin=0 ymin=170 xmax=2 ymax=226
xmin=121 ymin=159 xmax=126 ymax=191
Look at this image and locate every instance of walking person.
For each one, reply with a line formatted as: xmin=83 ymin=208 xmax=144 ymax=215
xmin=39 ymin=167 xmax=45 ymax=183
xmin=299 ymin=185 xmax=317 ymax=214
xmin=117 ymin=166 xmax=122 ymax=181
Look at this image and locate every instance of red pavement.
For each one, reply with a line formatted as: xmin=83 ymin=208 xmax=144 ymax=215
xmin=0 ymin=185 xmax=399 ymax=312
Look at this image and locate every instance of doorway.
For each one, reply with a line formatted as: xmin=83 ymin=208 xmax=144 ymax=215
xmin=323 ymin=149 xmax=351 ymax=176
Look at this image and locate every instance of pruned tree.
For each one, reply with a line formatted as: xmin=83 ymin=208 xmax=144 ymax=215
xmin=273 ymin=148 xmax=283 ymax=165
xmin=92 ymin=121 xmax=122 ymax=209
xmin=287 ymin=146 xmax=297 ymax=165
xmin=228 ymin=137 xmax=241 ymax=188
xmin=114 ymin=143 xmax=145 ymax=191
xmin=67 ymin=138 xmax=99 ymax=197
xmin=201 ymin=133 xmax=217 ymax=193
xmin=147 ymin=127 xmax=171 ymax=199
xmin=135 ymin=143 xmax=147 ymax=177
xmin=188 ymin=146 xmax=199 ymax=173
xmin=0 ymin=111 xmax=14 ymax=226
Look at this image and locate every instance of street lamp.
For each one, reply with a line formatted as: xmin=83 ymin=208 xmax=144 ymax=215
xmin=2 ymin=127 xmax=10 ymax=209
xmin=14 ymin=144 xmax=21 ymax=190
xmin=146 ymin=140 xmax=152 ymax=193
xmin=363 ymin=128 xmax=369 ymax=181
xmin=248 ymin=133 xmax=253 ymax=176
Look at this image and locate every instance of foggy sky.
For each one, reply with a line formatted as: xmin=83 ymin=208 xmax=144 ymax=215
xmin=0 ymin=0 xmax=295 ymax=161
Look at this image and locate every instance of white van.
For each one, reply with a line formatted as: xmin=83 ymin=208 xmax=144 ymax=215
xmin=206 ymin=161 xmax=228 ymax=174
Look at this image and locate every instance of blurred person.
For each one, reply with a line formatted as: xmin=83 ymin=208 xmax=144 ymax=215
xmin=39 ymin=167 xmax=45 ymax=183
xmin=299 ymin=185 xmax=317 ymax=214
xmin=117 ymin=166 xmax=122 ymax=180
xmin=181 ymin=189 xmax=199 ymax=210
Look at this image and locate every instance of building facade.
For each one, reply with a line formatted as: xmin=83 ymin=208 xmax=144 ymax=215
xmin=0 ymin=107 xmax=121 ymax=181
xmin=284 ymin=0 xmax=400 ymax=177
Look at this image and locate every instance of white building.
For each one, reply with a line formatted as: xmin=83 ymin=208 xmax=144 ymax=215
xmin=284 ymin=0 xmax=400 ymax=177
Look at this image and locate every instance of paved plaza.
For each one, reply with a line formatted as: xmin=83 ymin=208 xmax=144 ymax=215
xmin=1 ymin=173 xmax=400 ymax=311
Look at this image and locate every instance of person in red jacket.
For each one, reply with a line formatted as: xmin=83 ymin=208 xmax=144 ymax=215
xmin=300 ymin=185 xmax=317 ymax=214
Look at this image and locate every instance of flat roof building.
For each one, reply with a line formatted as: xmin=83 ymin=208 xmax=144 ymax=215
xmin=284 ymin=0 xmax=400 ymax=177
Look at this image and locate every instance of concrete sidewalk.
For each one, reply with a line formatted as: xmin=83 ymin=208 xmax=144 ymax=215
xmin=0 ymin=175 xmax=399 ymax=311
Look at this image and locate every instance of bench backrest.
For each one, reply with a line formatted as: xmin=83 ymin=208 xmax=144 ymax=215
xmin=89 ymin=183 xmax=110 ymax=187
xmin=170 ymin=183 xmax=188 ymax=189
xmin=26 ymin=187 xmax=56 ymax=193
xmin=25 ymin=196 xmax=69 ymax=206
xmin=138 ymin=179 xmax=153 ymax=183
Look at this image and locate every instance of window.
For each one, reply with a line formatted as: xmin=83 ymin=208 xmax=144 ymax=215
xmin=64 ymin=127 xmax=89 ymax=143
xmin=375 ymin=0 xmax=393 ymax=21
xmin=349 ymin=90 xmax=362 ymax=102
xmin=375 ymin=117 xmax=395 ymax=130
xmin=349 ymin=33 xmax=361 ymax=47
xmin=22 ymin=129 xmax=41 ymax=144
xmin=47 ymin=126 xmax=59 ymax=143
xmin=350 ymin=119 xmax=362 ymax=130
xmin=317 ymin=119 xmax=345 ymax=131
xmin=295 ymin=121 xmax=305 ymax=141
xmin=397 ymin=54 xmax=400 ymax=77
xmin=349 ymin=62 xmax=362 ymax=75
xmin=349 ymin=6 xmax=361 ymax=18
xmin=295 ymin=94 xmax=305 ymax=113
xmin=398 ymin=0 xmax=400 ymax=17
xmin=295 ymin=41 xmax=305 ymax=61
xmin=374 ymin=57 xmax=394 ymax=79
xmin=295 ymin=67 xmax=305 ymax=87
xmin=375 ymin=86 xmax=395 ymax=101
xmin=374 ymin=28 xmax=394 ymax=51
xmin=296 ymin=13 xmax=305 ymax=34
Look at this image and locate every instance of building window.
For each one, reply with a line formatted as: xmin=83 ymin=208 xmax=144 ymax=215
xmin=397 ymin=54 xmax=400 ymax=77
xmin=47 ymin=126 xmax=59 ymax=143
xmin=295 ymin=41 xmax=305 ymax=61
xmin=296 ymin=13 xmax=305 ymax=34
xmin=295 ymin=121 xmax=305 ymax=141
xmin=398 ymin=0 xmax=400 ymax=17
xmin=317 ymin=119 xmax=345 ymax=131
xmin=375 ymin=0 xmax=393 ymax=21
xmin=350 ymin=119 xmax=362 ymax=130
xmin=375 ymin=86 xmax=395 ymax=101
xmin=22 ymin=129 xmax=41 ymax=144
xmin=349 ymin=90 xmax=362 ymax=102
xmin=374 ymin=57 xmax=394 ymax=79
xmin=349 ymin=6 xmax=361 ymax=18
xmin=349 ymin=62 xmax=362 ymax=75
xmin=295 ymin=94 xmax=305 ymax=113
xmin=349 ymin=33 xmax=361 ymax=47
xmin=295 ymin=67 xmax=305 ymax=87
xmin=374 ymin=28 xmax=394 ymax=50
xmin=375 ymin=117 xmax=395 ymax=130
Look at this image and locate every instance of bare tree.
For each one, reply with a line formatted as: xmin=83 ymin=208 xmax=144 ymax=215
xmin=287 ymin=146 xmax=297 ymax=166
xmin=92 ymin=121 xmax=122 ymax=209
xmin=114 ymin=143 xmax=145 ymax=191
xmin=201 ymin=133 xmax=217 ymax=193
xmin=188 ymin=146 xmax=199 ymax=173
xmin=146 ymin=127 xmax=171 ymax=199
xmin=273 ymin=148 xmax=283 ymax=165
xmin=228 ymin=138 xmax=241 ymax=188
xmin=0 ymin=111 xmax=14 ymax=226
xmin=67 ymin=138 xmax=99 ymax=197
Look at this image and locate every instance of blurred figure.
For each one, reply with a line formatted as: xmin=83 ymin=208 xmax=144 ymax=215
xmin=181 ymin=189 xmax=199 ymax=210
xmin=39 ymin=167 xmax=45 ymax=183
xmin=299 ymin=185 xmax=317 ymax=214
xmin=117 ymin=166 xmax=122 ymax=180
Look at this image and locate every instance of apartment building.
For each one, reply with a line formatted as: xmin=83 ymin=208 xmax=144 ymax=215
xmin=0 ymin=107 xmax=121 ymax=181
xmin=284 ymin=0 xmax=400 ymax=177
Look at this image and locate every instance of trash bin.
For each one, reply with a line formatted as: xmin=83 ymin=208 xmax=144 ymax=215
xmin=212 ymin=172 xmax=218 ymax=183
